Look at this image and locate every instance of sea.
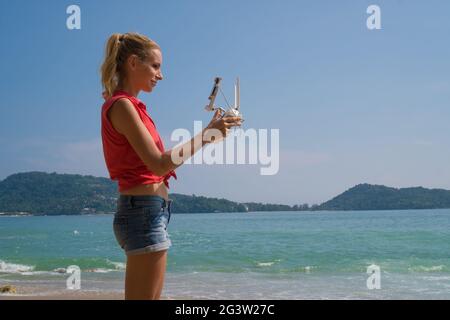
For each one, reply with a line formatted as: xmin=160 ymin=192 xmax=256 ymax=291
xmin=1 ymin=209 xmax=450 ymax=299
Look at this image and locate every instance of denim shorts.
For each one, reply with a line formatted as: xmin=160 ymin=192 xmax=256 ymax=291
xmin=113 ymin=195 xmax=172 ymax=256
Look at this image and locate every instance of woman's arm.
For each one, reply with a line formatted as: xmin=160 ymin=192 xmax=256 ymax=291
xmin=108 ymin=98 xmax=241 ymax=176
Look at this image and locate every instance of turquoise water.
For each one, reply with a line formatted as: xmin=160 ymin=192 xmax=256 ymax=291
xmin=1 ymin=209 xmax=450 ymax=299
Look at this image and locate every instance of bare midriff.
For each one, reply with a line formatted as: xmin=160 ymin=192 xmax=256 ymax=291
xmin=120 ymin=181 xmax=169 ymax=201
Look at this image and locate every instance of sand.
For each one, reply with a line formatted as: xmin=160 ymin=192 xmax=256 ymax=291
xmin=0 ymin=290 xmax=124 ymax=300
xmin=0 ymin=286 xmax=196 ymax=300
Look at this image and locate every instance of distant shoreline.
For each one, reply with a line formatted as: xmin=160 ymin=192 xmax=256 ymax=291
xmin=1 ymin=207 xmax=450 ymax=217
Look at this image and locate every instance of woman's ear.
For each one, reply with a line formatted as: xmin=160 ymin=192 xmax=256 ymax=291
xmin=127 ymin=54 xmax=138 ymax=71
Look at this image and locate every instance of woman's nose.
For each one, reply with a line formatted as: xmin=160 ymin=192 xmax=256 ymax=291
xmin=157 ymin=72 xmax=163 ymax=80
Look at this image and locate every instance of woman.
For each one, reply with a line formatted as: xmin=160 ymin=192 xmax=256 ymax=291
xmin=100 ymin=32 xmax=241 ymax=300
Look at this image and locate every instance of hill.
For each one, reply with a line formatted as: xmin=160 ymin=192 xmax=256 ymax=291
xmin=319 ymin=183 xmax=450 ymax=210
xmin=0 ymin=172 xmax=303 ymax=215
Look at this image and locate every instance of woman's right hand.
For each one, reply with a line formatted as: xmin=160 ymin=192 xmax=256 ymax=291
xmin=204 ymin=109 xmax=242 ymax=143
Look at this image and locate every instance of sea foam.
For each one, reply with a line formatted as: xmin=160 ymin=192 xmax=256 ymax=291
xmin=0 ymin=260 xmax=35 ymax=274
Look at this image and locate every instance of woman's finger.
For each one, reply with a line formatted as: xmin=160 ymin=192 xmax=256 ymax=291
xmin=212 ymin=109 xmax=222 ymax=120
xmin=223 ymin=116 xmax=241 ymax=123
xmin=224 ymin=121 xmax=242 ymax=128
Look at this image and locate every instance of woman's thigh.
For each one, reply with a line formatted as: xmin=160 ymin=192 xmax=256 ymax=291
xmin=125 ymin=250 xmax=168 ymax=300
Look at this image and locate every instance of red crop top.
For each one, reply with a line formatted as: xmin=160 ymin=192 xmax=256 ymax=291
xmin=101 ymin=90 xmax=177 ymax=192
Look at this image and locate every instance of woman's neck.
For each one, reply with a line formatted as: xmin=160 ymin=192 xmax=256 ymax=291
xmin=116 ymin=83 xmax=139 ymax=97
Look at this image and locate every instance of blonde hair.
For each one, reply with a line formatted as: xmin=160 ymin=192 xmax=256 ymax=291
xmin=100 ymin=32 xmax=160 ymax=99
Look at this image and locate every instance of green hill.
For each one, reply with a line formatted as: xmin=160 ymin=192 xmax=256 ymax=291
xmin=319 ymin=183 xmax=450 ymax=211
xmin=0 ymin=172 xmax=303 ymax=215
xmin=0 ymin=172 xmax=117 ymax=215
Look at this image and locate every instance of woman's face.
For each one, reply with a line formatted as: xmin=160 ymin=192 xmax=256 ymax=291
xmin=128 ymin=48 xmax=163 ymax=93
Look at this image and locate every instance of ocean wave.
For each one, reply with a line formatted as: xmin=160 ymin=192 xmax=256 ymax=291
xmin=84 ymin=268 xmax=116 ymax=273
xmin=84 ymin=260 xmax=126 ymax=273
xmin=408 ymin=265 xmax=446 ymax=272
xmin=256 ymin=259 xmax=282 ymax=267
xmin=0 ymin=260 xmax=35 ymax=274
xmin=257 ymin=262 xmax=275 ymax=267
xmin=20 ymin=271 xmax=62 ymax=276
xmin=0 ymin=259 xmax=127 ymax=276
xmin=304 ymin=266 xmax=314 ymax=273
xmin=275 ymin=265 xmax=317 ymax=274
xmin=106 ymin=260 xmax=126 ymax=270
xmin=421 ymin=275 xmax=450 ymax=281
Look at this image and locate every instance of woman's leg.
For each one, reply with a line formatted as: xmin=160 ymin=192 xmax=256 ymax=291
xmin=124 ymin=249 xmax=168 ymax=300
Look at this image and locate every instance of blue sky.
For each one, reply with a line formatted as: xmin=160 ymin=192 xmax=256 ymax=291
xmin=1 ymin=0 xmax=449 ymax=205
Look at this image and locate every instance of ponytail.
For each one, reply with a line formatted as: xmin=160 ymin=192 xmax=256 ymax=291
xmin=100 ymin=33 xmax=122 ymax=99
xmin=100 ymin=32 xmax=160 ymax=99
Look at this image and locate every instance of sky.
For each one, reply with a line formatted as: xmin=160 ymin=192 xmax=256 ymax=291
xmin=1 ymin=0 xmax=449 ymax=205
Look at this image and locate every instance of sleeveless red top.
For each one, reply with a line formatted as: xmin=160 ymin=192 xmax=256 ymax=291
xmin=101 ymin=90 xmax=177 ymax=192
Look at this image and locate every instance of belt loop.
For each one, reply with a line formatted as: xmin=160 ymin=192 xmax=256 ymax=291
xmin=167 ymin=199 xmax=172 ymax=223
xmin=127 ymin=196 xmax=134 ymax=208
xmin=168 ymin=200 xmax=172 ymax=213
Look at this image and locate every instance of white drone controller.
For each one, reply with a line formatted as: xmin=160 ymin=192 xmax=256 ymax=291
xmin=205 ymin=77 xmax=243 ymax=120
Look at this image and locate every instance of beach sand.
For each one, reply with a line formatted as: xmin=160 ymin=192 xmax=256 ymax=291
xmin=0 ymin=291 xmax=124 ymax=300
xmin=0 ymin=291 xmax=196 ymax=300
xmin=0 ymin=285 xmax=195 ymax=300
